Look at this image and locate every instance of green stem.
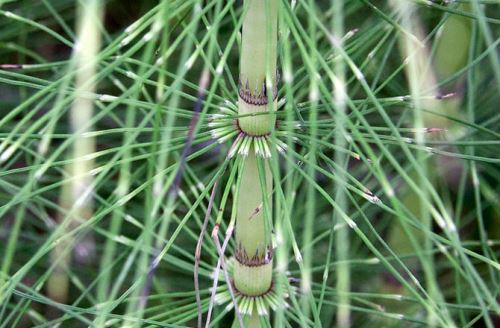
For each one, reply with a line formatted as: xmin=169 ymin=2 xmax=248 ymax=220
xmin=237 ymin=0 xmax=278 ymax=137
xmin=233 ymin=0 xmax=277 ymax=306
xmin=234 ymin=152 xmax=273 ymax=296
xmin=47 ymin=0 xmax=102 ymax=310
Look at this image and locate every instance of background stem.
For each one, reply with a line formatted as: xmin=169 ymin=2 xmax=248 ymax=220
xmin=47 ymin=0 xmax=102 ymax=312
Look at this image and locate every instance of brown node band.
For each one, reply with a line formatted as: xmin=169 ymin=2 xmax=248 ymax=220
xmin=234 ymin=243 xmax=273 ymax=267
xmin=238 ymin=76 xmax=279 ymax=106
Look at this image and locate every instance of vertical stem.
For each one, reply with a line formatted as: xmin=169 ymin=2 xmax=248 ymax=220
xmin=233 ymin=0 xmax=277 ymax=304
xmin=234 ymin=152 xmax=273 ymax=296
xmin=332 ymin=1 xmax=350 ymax=327
xmin=47 ymin=0 xmax=102 ymax=308
xmin=300 ymin=0 xmax=319 ymax=319
xmin=387 ymin=2 xmax=454 ymax=326
xmin=237 ymin=0 xmax=278 ymax=137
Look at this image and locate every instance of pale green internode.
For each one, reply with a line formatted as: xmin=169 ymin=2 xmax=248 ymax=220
xmin=231 ymin=149 xmax=275 ymax=298
xmin=239 ymin=0 xmax=278 ymax=91
xmin=238 ymin=0 xmax=278 ymax=138
xmin=238 ymin=99 xmax=277 ymax=137
xmin=235 ymin=151 xmax=272 ymax=254
xmin=234 ymin=261 xmax=273 ymax=296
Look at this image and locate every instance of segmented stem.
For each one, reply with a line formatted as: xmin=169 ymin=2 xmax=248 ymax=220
xmin=233 ymin=0 xmax=278 ymax=306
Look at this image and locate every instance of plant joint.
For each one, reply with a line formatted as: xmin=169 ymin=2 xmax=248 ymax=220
xmin=235 ymin=243 xmax=273 ymax=267
xmin=238 ymin=75 xmax=279 ymax=106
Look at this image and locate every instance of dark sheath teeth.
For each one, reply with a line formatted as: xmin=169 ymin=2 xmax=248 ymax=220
xmin=235 ymin=242 xmax=273 ymax=267
xmin=238 ymin=75 xmax=279 ymax=106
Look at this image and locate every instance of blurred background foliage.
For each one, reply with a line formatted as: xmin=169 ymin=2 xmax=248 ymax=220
xmin=0 ymin=0 xmax=499 ymax=327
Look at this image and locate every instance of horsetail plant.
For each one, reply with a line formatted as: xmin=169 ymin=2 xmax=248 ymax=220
xmin=233 ymin=0 xmax=278 ymax=299
xmin=203 ymin=0 xmax=285 ymax=326
xmin=2 ymin=1 xmax=500 ymax=327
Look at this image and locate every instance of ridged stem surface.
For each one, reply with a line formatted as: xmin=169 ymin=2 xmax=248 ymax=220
xmin=234 ymin=0 xmax=277 ymax=306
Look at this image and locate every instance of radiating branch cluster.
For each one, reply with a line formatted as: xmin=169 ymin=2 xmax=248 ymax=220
xmin=208 ymin=101 xmax=288 ymax=158
xmin=212 ymin=259 xmax=293 ymax=317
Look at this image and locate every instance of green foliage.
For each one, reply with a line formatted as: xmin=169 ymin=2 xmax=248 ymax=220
xmin=0 ymin=0 xmax=498 ymax=327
